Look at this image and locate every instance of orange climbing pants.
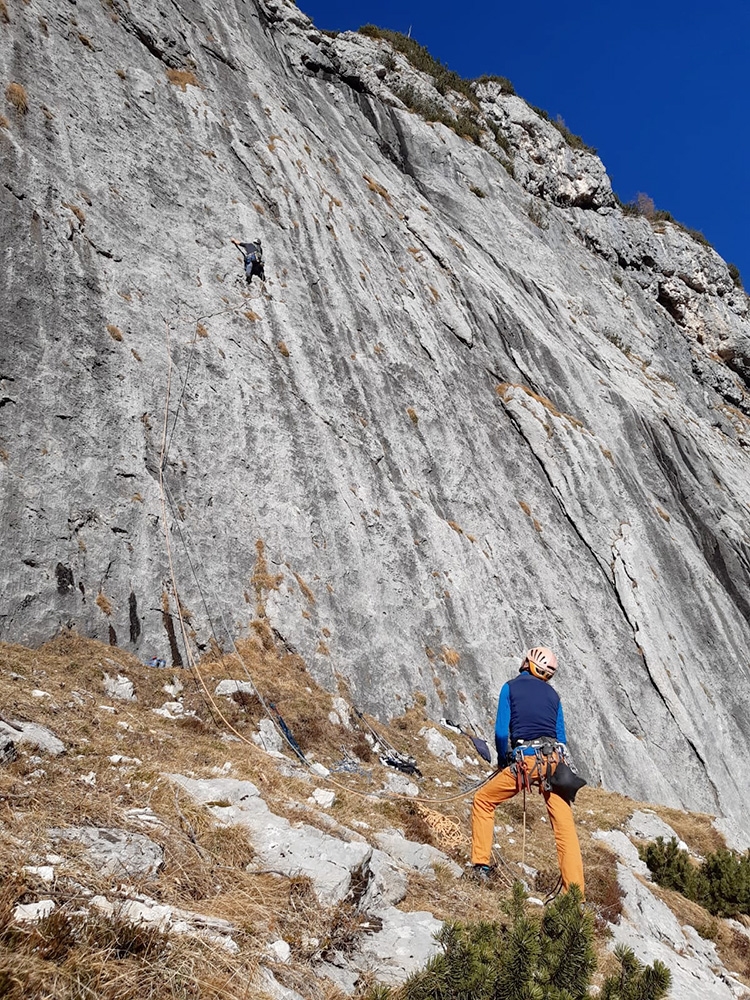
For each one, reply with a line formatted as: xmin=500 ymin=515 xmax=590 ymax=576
xmin=471 ymin=760 xmax=585 ymax=895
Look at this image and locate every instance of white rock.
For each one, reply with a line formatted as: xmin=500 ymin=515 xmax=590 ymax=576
xmin=103 ymin=672 xmax=135 ymax=701
xmin=609 ymin=864 xmax=742 ymax=1000
xmin=420 ymin=727 xmax=463 ymax=769
xmin=356 ymin=906 xmax=443 ymax=985
xmin=383 ymin=772 xmax=419 ymax=797
xmin=331 ymin=696 xmax=351 ymax=728
xmin=309 ymin=761 xmax=330 ymax=778
xmin=168 ymin=775 xmax=371 ymax=904
xmin=214 ymin=679 xmax=255 ymax=697
xmin=626 ymin=810 xmax=689 ymax=852
xmin=268 ymin=939 xmax=291 ymax=963
xmin=252 ymin=718 xmax=285 ymax=754
xmin=22 ymin=865 xmax=55 ymax=882
xmin=592 ymin=829 xmax=650 ymax=875
xmin=79 ymin=771 xmax=97 ymax=786
xmin=310 ymin=788 xmax=336 ymax=809
xmin=31 ymin=689 xmax=50 ymax=698
xmin=0 ymin=720 xmax=64 ymax=756
xmin=163 ymin=677 xmax=184 ymax=698
xmin=374 ymin=830 xmax=462 ymax=878
xmin=49 ymin=826 xmax=164 ymax=878
xmin=14 ymin=900 xmax=55 ymax=922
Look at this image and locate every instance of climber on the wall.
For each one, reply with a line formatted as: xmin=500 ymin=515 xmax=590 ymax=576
xmin=231 ymin=237 xmax=265 ymax=284
xmin=470 ymin=646 xmax=586 ymax=893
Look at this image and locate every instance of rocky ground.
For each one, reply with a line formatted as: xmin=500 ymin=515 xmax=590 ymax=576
xmin=1 ymin=634 xmax=749 ymax=998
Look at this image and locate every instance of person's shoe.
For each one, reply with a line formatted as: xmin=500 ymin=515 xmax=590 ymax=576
xmin=467 ymin=864 xmax=495 ymax=883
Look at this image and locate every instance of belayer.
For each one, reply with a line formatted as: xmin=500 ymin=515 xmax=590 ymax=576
xmin=231 ymin=237 xmax=265 ymax=284
xmin=471 ymin=646 xmax=586 ymax=893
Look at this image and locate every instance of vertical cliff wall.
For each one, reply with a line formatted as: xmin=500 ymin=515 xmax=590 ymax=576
xmin=2 ymin=0 xmax=750 ymax=829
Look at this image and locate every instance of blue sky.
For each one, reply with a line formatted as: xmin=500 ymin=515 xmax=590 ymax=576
xmin=298 ymin=0 xmax=749 ymax=286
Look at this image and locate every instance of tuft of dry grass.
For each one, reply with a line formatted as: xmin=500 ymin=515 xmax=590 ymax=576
xmin=106 ymin=323 xmax=123 ymax=342
xmin=244 ymin=309 xmax=260 ymax=322
xmin=440 ymin=647 xmax=460 ymax=667
xmin=166 ymin=67 xmax=200 ymax=91
xmin=446 ymin=520 xmax=463 ymax=534
xmin=196 ymin=322 xmax=208 ymax=338
xmin=5 ymin=81 xmax=28 ymax=114
xmin=363 ymin=173 xmax=392 ymax=205
xmin=95 ymin=591 xmax=113 ymax=615
xmin=62 ymin=201 xmax=85 ymax=225
xmin=277 ymin=341 xmax=290 ymax=357
xmin=406 ymin=406 xmax=419 ymax=425
xmin=0 ymin=113 xmax=8 ymax=130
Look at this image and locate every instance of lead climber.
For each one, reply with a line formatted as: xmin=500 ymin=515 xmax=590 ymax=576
xmin=470 ymin=646 xmax=586 ymax=893
xmin=231 ymin=237 xmax=265 ymax=284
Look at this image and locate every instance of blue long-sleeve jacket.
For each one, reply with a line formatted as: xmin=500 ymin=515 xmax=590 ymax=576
xmin=495 ymin=671 xmax=567 ymax=762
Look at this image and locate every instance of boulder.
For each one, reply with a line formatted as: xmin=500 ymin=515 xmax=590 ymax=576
xmin=0 ymin=720 xmax=64 ymax=757
xmin=49 ymin=827 xmax=164 ymax=878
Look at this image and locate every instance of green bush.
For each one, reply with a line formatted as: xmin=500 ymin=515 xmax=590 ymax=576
xmin=364 ymin=883 xmax=670 ymax=1000
xmin=474 ymin=72 xmax=516 ymax=95
xmin=393 ymin=85 xmax=483 ymax=145
xmin=641 ymin=837 xmax=750 ymax=918
xmin=640 ymin=837 xmax=699 ymax=897
xmin=358 ymin=25 xmax=477 ymax=105
xmin=728 ymin=263 xmax=743 ymax=288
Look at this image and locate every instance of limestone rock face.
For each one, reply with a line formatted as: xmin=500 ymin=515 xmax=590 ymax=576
xmin=2 ymin=0 xmax=750 ymax=832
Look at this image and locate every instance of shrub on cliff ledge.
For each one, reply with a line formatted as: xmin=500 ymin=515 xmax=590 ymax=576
xmin=366 ymin=883 xmax=670 ymax=1000
xmin=359 ymin=25 xmax=477 ymax=105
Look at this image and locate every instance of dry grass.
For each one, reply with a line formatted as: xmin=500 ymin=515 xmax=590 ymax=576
xmin=106 ymin=323 xmax=123 ymax=342
xmin=0 ymin=113 xmax=8 ymax=129
xmin=244 ymin=309 xmax=260 ymax=322
xmin=363 ymin=173 xmax=392 ymax=205
xmin=0 ymin=631 xmax=740 ymax=994
xmin=497 ymin=382 xmax=585 ymax=432
xmin=440 ymin=647 xmax=460 ymax=667
xmin=406 ymin=407 xmax=419 ymax=425
xmin=446 ymin=520 xmax=463 ymax=534
xmin=5 ymin=81 xmax=28 ymax=114
xmin=165 ymin=68 xmax=200 ymax=91
xmin=95 ymin=591 xmax=113 ymax=615
xmin=62 ymin=201 xmax=86 ymax=225
xmin=196 ymin=322 xmax=208 ymax=338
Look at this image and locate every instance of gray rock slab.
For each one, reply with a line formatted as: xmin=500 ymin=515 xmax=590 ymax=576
xmin=609 ymin=865 xmax=741 ymax=1000
xmin=420 ymin=727 xmax=463 ymax=769
xmin=626 ymin=810 xmax=688 ymax=851
xmin=0 ymin=721 xmax=64 ymax=757
xmin=215 ymin=679 xmax=256 ymax=697
xmin=168 ymin=775 xmax=371 ymax=903
xmin=591 ymin=829 xmax=650 ymax=875
xmin=257 ymin=969 xmax=305 ymax=1000
xmin=355 ymin=905 xmax=442 ymax=986
xmin=374 ymin=829 xmax=462 ymax=878
xmin=49 ymin=827 xmax=164 ymax=878
xmin=103 ymin=672 xmax=136 ymax=701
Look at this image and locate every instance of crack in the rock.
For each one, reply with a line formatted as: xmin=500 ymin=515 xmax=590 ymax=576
xmin=611 ymin=532 xmax=721 ymax=809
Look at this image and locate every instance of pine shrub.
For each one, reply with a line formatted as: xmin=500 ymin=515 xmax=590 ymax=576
xmin=365 ymin=883 xmax=670 ymax=1000
xmin=641 ymin=837 xmax=750 ymax=918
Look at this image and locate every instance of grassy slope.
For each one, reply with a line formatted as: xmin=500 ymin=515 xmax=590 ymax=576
xmin=0 ymin=633 xmax=745 ymax=998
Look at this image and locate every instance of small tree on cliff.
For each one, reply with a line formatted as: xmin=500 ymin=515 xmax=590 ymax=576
xmin=366 ymin=883 xmax=670 ymax=1000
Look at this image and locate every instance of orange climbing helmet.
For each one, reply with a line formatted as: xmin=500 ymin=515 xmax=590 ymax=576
xmin=522 ymin=646 xmax=558 ymax=681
